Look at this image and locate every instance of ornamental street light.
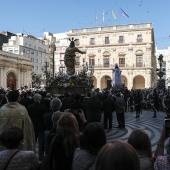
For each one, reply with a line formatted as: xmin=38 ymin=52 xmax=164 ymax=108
xmin=156 ymin=54 xmax=166 ymax=89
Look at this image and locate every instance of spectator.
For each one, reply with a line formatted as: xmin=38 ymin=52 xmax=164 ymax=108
xmin=43 ymin=97 xmax=62 ymax=131
xmin=154 ymin=126 xmax=170 ymax=169
xmin=86 ymin=91 xmax=102 ymax=123
xmin=72 ymin=122 xmax=106 ymax=170
xmin=94 ymin=140 xmax=140 ymax=170
xmin=19 ymin=91 xmax=34 ymax=110
xmin=27 ymin=93 xmax=47 ymax=161
xmin=46 ymin=111 xmax=64 ymax=154
xmin=103 ymin=93 xmax=114 ymax=129
xmin=0 ymin=127 xmax=39 ymax=170
xmin=127 ymin=129 xmax=153 ymax=170
xmin=41 ymin=113 xmax=80 ymax=170
xmin=0 ymin=90 xmax=35 ymax=152
xmin=115 ymin=93 xmax=126 ymax=128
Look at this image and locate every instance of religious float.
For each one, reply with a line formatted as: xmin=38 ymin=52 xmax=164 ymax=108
xmin=45 ymin=71 xmax=93 ymax=96
xmin=45 ymin=38 xmax=93 ymax=96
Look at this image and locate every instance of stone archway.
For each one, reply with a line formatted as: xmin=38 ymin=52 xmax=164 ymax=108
xmin=91 ymin=76 xmax=97 ymax=89
xmin=7 ymin=72 xmax=16 ymax=90
xmin=133 ymin=75 xmax=145 ymax=89
xmin=121 ymin=75 xmax=128 ymax=87
xmin=101 ymin=75 xmax=112 ymax=89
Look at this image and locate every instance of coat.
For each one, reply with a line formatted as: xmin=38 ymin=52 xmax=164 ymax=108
xmin=0 ymin=102 xmax=35 ymax=152
xmin=0 ymin=149 xmax=39 ymax=170
xmin=27 ymin=102 xmax=47 ymax=133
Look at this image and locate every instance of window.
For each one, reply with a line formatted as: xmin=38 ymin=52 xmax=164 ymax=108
xmin=119 ymin=57 xmax=125 ymax=67
xmin=36 ymin=59 xmax=38 ymax=63
xmin=105 ymin=37 xmax=110 ymax=44
xmin=75 ymin=39 xmax=80 ymax=46
xmin=136 ymin=55 xmax=143 ymax=67
xmin=119 ymin=36 xmax=124 ymax=43
xmin=89 ymin=58 xmax=95 ymax=66
xmin=137 ymin=34 xmax=143 ymax=42
xmin=103 ymin=58 xmax=109 ymax=67
xmin=90 ymin=38 xmax=95 ymax=45
xmin=75 ymin=57 xmax=80 ymax=67
xmin=27 ymin=50 xmax=30 ymax=54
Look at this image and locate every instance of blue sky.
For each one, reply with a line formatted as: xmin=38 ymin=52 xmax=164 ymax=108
xmin=1 ymin=0 xmax=170 ymax=49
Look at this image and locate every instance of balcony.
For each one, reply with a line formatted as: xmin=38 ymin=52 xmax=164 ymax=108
xmin=136 ymin=39 xmax=143 ymax=43
xmin=89 ymin=41 xmax=95 ymax=45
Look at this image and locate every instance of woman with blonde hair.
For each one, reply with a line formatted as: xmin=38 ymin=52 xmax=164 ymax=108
xmin=43 ymin=112 xmax=80 ymax=170
xmin=95 ymin=140 xmax=140 ymax=170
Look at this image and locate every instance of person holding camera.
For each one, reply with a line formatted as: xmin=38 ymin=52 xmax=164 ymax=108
xmin=154 ymin=124 xmax=170 ymax=169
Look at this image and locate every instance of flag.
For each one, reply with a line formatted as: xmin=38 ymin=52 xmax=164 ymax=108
xmin=103 ymin=11 xmax=105 ymax=22
xmin=120 ymin=8 xmax=129 ymax=18
xmin=95 ymin=15 xmax=98 ymax=23
xmin=112 ymin=10 xmax=116 ymax=19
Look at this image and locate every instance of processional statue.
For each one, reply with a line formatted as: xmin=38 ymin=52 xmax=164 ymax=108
xmin=112 ymin=64 xmax=122 ymax=86
xmin=64 ymin=38 xmax=86 ymax=75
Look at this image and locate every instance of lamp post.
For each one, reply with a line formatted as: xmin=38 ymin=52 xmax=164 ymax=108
xmin=42 ymin=61 xmax=52 ymax=87
xmin=156 ymin=54 xmax=166 ymax=89
xmin=31 ymin=72 xmax=36 ymax=88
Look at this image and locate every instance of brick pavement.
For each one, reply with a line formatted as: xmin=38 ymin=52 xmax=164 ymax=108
xmin=104 ymin=110 xmax=167 ymax=153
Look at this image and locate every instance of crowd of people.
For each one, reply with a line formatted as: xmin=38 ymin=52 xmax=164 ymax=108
xmin=0 ymin=86 xmax=170 ymax=170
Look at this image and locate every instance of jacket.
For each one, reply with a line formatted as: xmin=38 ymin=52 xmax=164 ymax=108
xmin=0 ymin=102 xmax=35 ymax=152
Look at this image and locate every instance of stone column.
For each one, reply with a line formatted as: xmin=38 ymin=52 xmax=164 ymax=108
xmin=127 ymin=70 xmax=133 ymax=89
xmin=0 ymin=64 xmax=4 ymax=87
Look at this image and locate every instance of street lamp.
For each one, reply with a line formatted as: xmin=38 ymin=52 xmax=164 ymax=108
xmin=31 ymin=72 xmax=36 ymax=88
xmin=156 ymin=54 xmax=166 ymax=89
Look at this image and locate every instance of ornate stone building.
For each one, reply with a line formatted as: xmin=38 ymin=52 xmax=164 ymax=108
xmin=0 ymin=50 xmax=32 ymax=89
xmin=67 ymin=22 xmax=157 ymax=90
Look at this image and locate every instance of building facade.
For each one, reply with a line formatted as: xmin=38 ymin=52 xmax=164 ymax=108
xmin=0 ymin=50 xmax=32 ymax=89
xmin=2 ymin=34 xmax=50 ymax=80
xmin=66 ymin=22 xmax=156 ymax=90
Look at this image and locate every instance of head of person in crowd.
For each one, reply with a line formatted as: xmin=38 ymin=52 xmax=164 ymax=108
xmin=57 ymin=113 xmax=80 ymax=157
xmin=0 ymin=127 xmax=24 ymax=149
xmin=74 ymin=92 xmax=81 ymax=102
xmin=95 ymin=140 xmax=140 ymax=170
xmin=127 ymin=129 xmax=152 ymax=158
xmin=7 ymin=90 xmax=20 ymax=102
xmin=50 ymin=97 xmax=62 ymax=111
xmin=91 ymin=91 xmax=96 ymax=98
xmin=46 ymin=93 xmax=52 ymax=99
xmin=81 ymin=122 xmax=106 ymax=155
xmin=52 ymin=111 xmax=64 ymax=128
xmin=33 ymin=93 xmax=42 ymax=103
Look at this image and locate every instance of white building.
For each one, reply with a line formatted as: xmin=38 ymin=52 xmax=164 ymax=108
xmin=2 ymin=34 xmax=50 ymax=77
xmin=53 ymin=33 xmax=68 ymax=75
xmin=0 ymin=50 xmax=32 ymax=89
xmin=66 ymin=23 xmax=156 ymax=89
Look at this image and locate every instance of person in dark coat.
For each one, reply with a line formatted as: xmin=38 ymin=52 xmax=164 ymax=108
xmin=19 ymin=91 xmax=34 ymax=110
xmin=68 ymin=93 xmax=87 ymax=131
xmin=134 ymin=90 xmax=142 ymax=118
xmin=27 ymin=93 xmax=47 ymax=161
xmin=43 ymin=97 xmax=62 ymax=154
xmin=103 ymin=93 xmax=114 ymax=129
xmin=152 ymin=89 xmax=159 ymax=118
xmin=115 ymin=93 xmax=125 ymax=128
xmin=86 ymin=91 xmax=102 ymax=123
